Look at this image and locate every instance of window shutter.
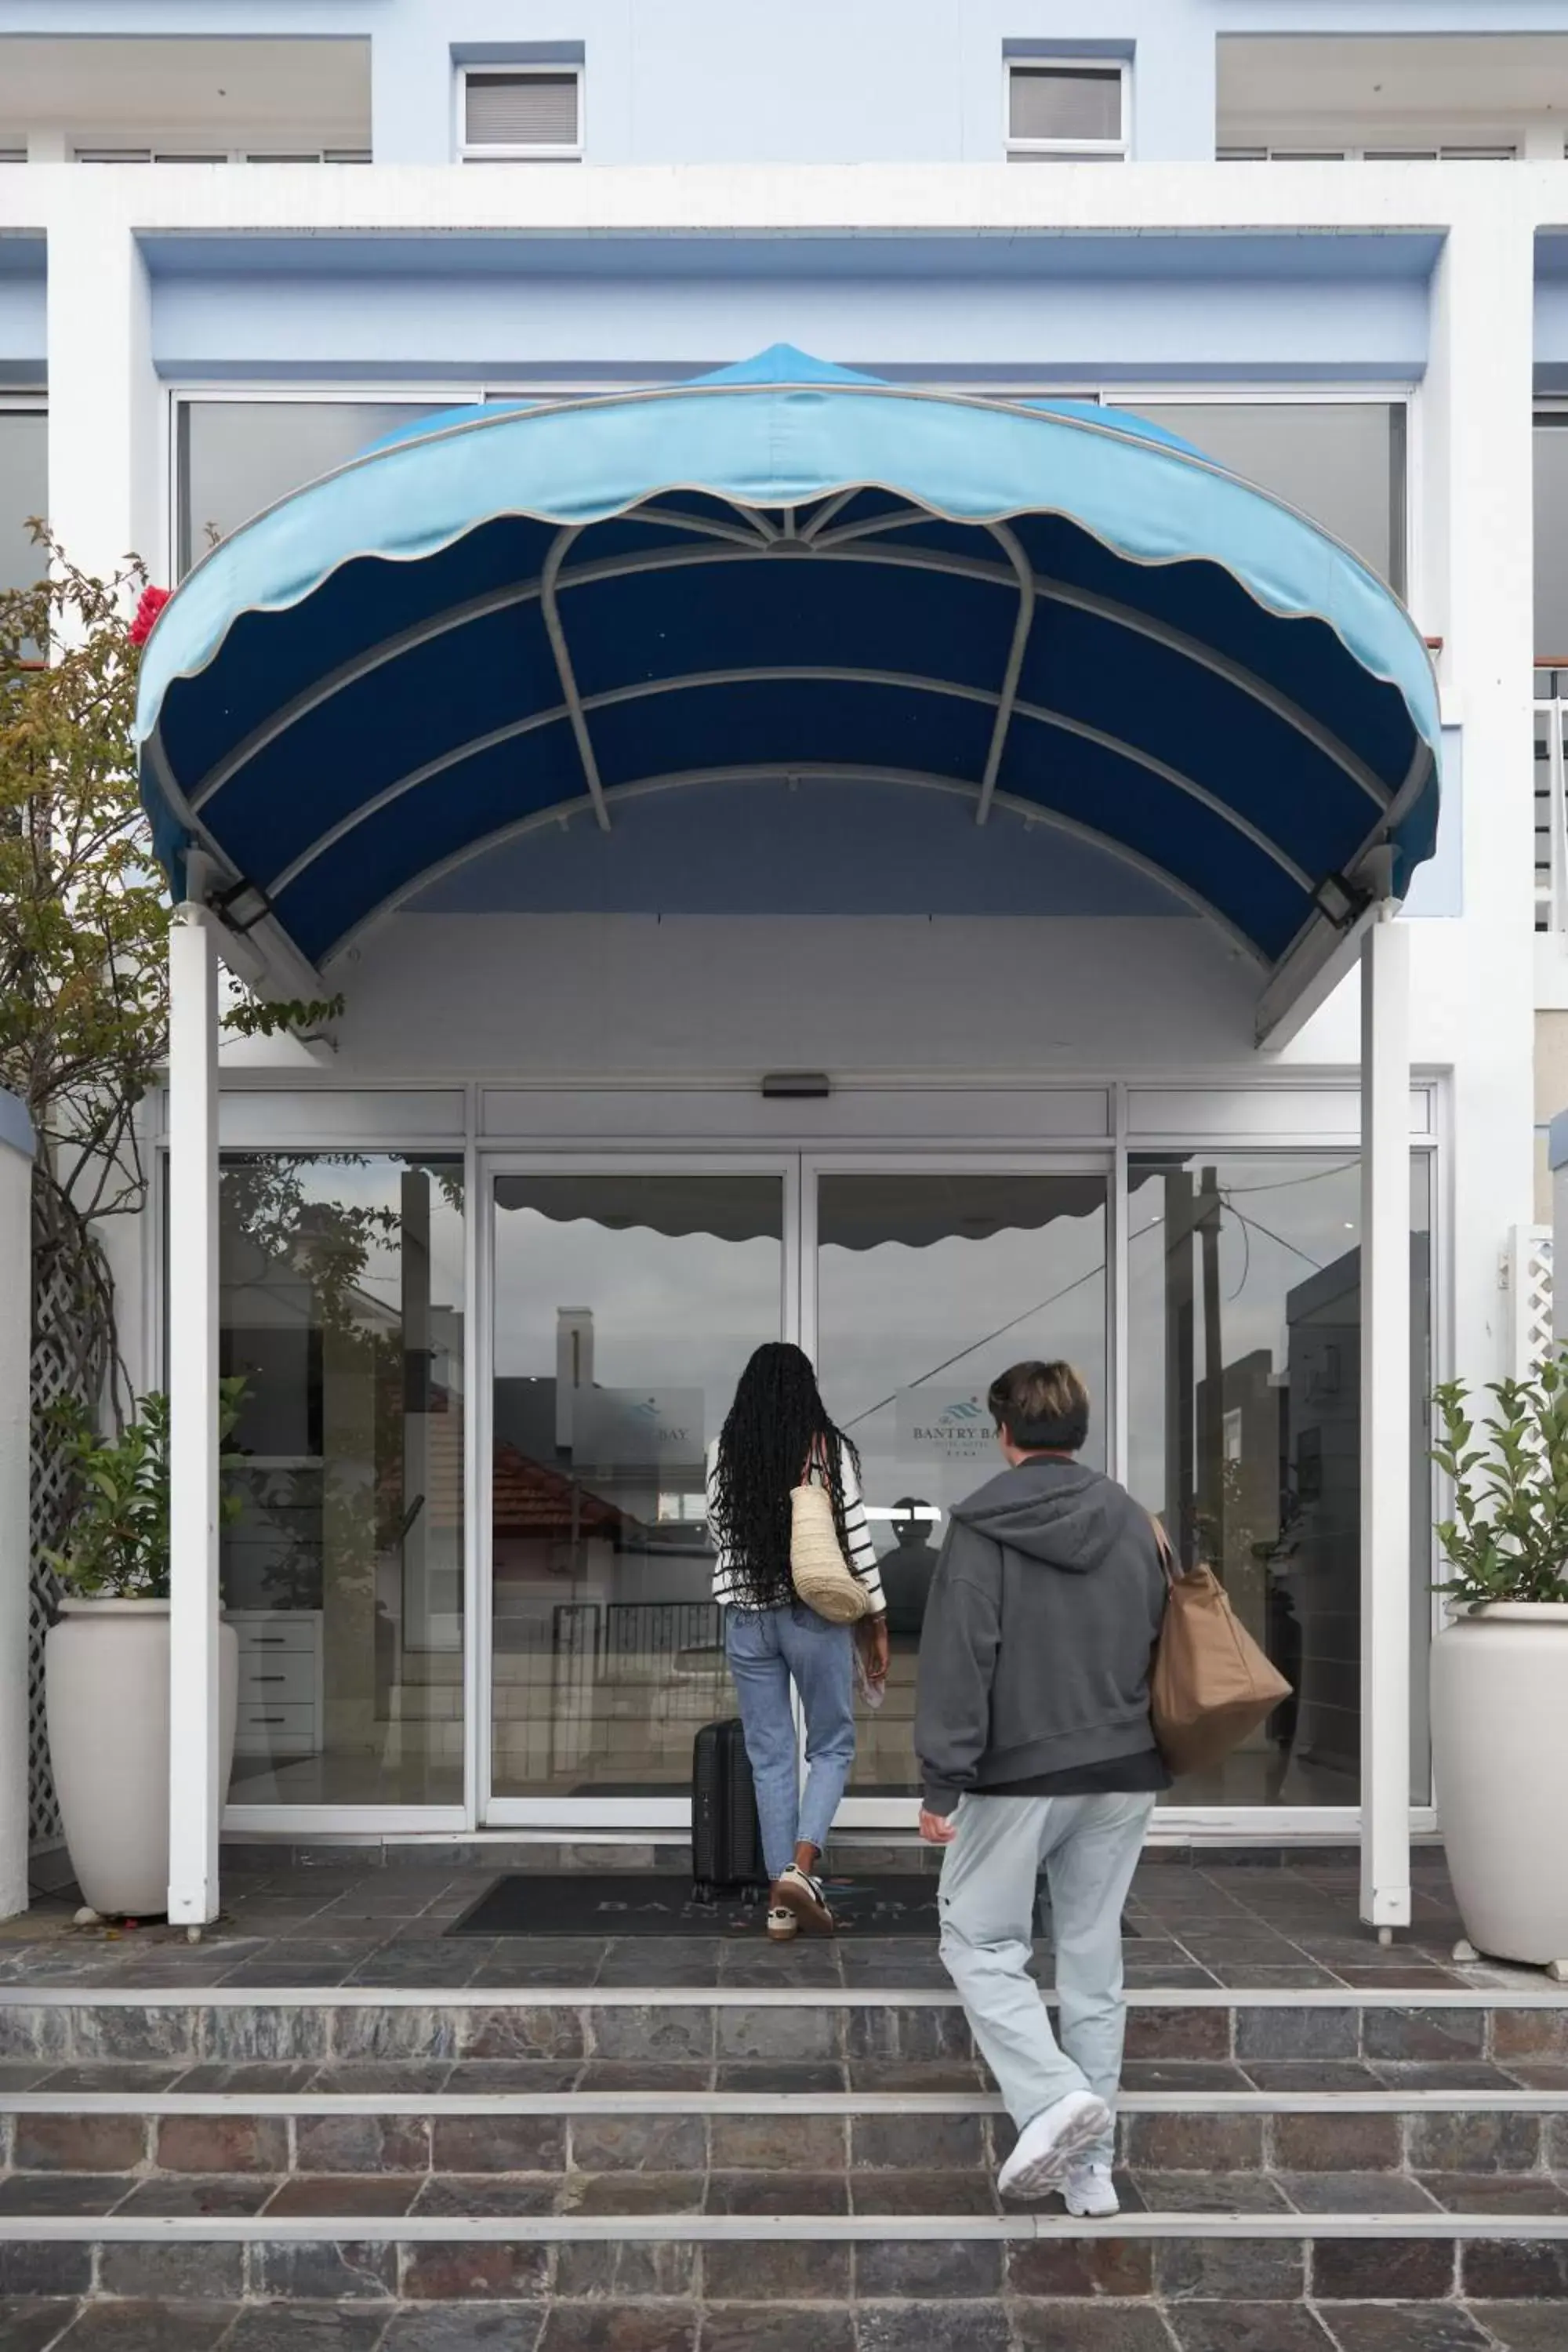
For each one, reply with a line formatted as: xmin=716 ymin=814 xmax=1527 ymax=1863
xmin=465 ymin=71 xmax=578 ymax=150
xmin=1008 ymin=66 xmax=1122 ymax=146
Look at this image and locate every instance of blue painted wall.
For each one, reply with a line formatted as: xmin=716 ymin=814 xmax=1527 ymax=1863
xmin=10 ymin=0 xmax=1568 ymax=162
xmin=147 ymin=256 xmax=1430 ymax=386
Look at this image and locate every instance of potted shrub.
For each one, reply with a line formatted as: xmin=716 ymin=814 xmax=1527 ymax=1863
xmin=43 ymin=1383 xmax=245 ymax=1921
xmin=1431 ymin=1358 xmax=1568 ymax=1976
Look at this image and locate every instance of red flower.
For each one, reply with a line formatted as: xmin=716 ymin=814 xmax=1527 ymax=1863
xmin=129 ymin=586 xmax=171 ymax=647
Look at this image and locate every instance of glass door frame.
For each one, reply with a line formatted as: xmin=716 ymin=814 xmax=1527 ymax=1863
xmin=800 ymin=1149 xmax=1118 ymax=1835
xmin=476 ymin=1151 xmax=801 ymax=1830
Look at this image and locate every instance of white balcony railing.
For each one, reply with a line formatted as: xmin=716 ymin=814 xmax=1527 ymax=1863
xmin=1535 ymin=681 xmax=1568 ymax=931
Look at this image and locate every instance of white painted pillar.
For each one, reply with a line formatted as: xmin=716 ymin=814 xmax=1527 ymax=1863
xmin=167 ymin=906 xmax=222 ymax=1928
xmin=45 ymin=187 xmax=162 ymax=583
xmin=1360 ymin=905 xmax=1412 ymax=1935
xmin=0 ymin=1094 xmax=35 ymax=1921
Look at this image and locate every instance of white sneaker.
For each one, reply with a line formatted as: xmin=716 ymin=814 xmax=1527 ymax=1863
xmin=1063 ymin=2159 xmax=1120 ymax=2218
xmin=996 ymin=2089 xmax=1113 ymax=2201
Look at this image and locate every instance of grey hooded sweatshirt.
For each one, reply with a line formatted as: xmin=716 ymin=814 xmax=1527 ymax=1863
xmin=914 ymin=1455 xmax=1167 ymax=1816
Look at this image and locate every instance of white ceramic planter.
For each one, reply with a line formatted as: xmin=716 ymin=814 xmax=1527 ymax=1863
xmin=45 ymin=1602 xmax=238 ymax=1921
xmin=1431 ymin=1601 xmax=1568 ymax=1969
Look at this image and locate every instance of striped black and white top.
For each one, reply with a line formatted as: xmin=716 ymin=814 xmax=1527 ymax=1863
xmin=705 ymin=1437 xmax=887 ymax=1614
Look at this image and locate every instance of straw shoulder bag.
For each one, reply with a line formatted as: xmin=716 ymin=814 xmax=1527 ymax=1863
xmin=1149 ymin=1516 xmax=1292 ymax=1777
xmin=789 ymin=1451 xmax=872 ymax=1625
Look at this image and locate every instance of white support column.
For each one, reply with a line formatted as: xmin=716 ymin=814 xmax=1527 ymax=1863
xmin=1360 ymin=905 xmax=1412 ymax=1935
xmin=45 ymin=187 xmax=162 ymax=584
xmin=167 ymin=905 xmax=222 ymax=1929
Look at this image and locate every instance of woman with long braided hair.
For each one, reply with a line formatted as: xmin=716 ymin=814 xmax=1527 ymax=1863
xmin=706 ymin=1343 xmax=889 ymax=1939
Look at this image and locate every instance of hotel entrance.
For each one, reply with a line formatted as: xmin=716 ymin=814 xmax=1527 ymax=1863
xmin=481 ymin=1156 xmax=1108 ymax=1830
xmin=476 ymin=1144 xmax=1428 ymax=1836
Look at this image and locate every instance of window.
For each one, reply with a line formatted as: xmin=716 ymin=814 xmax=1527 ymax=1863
xmin=459 ymin=67 xmax=582 ymax=162
xmin=1536 ymin=415 xmax=1568 ymax=669
xmin=0 ymin=406 xmax=46 ymax=598
xmin=1112 ymin=401 xmax=1407 ymax=597
xmin=176 ymin=399 xmax=448 ymax=576
xmin=1006 ymin=60 xmax=1127 ymax=162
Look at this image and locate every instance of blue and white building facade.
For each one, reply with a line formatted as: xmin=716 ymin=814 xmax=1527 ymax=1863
xmin=2 ymin=3 xmax=1560 ymax=1925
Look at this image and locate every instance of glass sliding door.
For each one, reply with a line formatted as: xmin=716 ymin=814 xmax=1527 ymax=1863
xmin=485 ymin=1163 xmax=790 ymax=1817
xmin=806 ymin=1163 xmax=1111 ymax=1810
xmin=1125 ymin=1150 xmax=1433 ymax=1809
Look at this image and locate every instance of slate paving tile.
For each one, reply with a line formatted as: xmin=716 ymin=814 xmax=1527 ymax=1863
xmin=852 ymin=2301 xmax=1009 ymax=2352
xmin=1119 ymin=2060 xmax=1254 ymax=2092
xmin=1415 ymin=2171 xmax=1568 ymax=2213
xmin=0 ymin=2176 xmax=130 ymax=2216
xmin=0 ymin=2301 xmax=77 ymax=2352
xmin=1239 ymin=2061 xmax=1383 ymax=2091
xmin=400 ymin=2245 xmax=550 ymax=2304
xmin=409 ymin=2177 xmax=561 ymax=2219
xmin=378 ymin=2311 xmax=543 ymax=2352
xmin=1314 ymin=2310 xmax=1494 ymax=2352
xmin=1371 ymin=2061 xmax=1523 ymax=2093
xmin=1008 ymin=2307 xmax=1177 ymax=2351
xmin=263 ymin=2174 xmax=423 ymax=2216
xmin=114 ymin=2177 xmax=275 ymax=2216
xmin=1163 ymin=2308 xmax=1334 ymax=2351
xmin=1128 ymin=2169 xmax=1292 ymax=2213
xmin=1312 ymin=2238 xmax=1458 ymax=2299
xmin=534 ymin=2310 xmax=697 ymax=2352
xmin=1275 ymin=2169 xmax=1441 ymax=2213
xmin=96 ymin=2245 xmax=247 ymax=2303
xmin=848 ymin=2167 xmax=999 ymax=2215
xmin=705 ymin=2169 xmax=849 ymax=2216
xmin=702 ymin=2242 xmax=852 ymax=2301
xmin=1467 ymin=2305 xmax=1568 ymax=2350
xmin=561 ymin=2172 xmax=706 ymax=2216
xmin=1006 ymin=2238 xmax=1153 ymax=2296
xmin=698 ymin=2306 xmax=856 ymax=2352
xmin=1154 ymin=2239 xmax=1307 ymax=2300
xmin=49 ymin=2303 xmax=238 ymax=2352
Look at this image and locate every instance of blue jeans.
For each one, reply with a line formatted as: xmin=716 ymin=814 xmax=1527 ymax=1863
xmin=938 ymin=1792 xmax=1157 ymax=2168
xmin=725 ymin=1604 xmax=856 ymax=1881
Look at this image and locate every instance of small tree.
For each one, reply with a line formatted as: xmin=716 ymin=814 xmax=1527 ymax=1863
xmin=0 ymin=536 xmax=169 ymax=1544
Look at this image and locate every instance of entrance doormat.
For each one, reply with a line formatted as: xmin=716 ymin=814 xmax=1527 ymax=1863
xmin=448 ymin=1871 xmax=1132 ymax=1940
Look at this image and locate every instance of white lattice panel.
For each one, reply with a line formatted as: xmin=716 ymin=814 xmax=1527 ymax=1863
xmin=1505 ymin=1224 xmax=1555 ymax=1380
xmin=27 ymin=1238 xmax=111 ymax=1851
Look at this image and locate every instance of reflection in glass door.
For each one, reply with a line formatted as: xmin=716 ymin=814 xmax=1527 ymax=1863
xmin=485 ymin=1167 xmax=789 ymax=1810
xmin=808 ymin=1167 xmax=1110 ymax=1806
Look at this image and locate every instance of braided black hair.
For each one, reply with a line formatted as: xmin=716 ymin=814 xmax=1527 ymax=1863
xmin=712 ymin=1342 xmax=860 ymax=1610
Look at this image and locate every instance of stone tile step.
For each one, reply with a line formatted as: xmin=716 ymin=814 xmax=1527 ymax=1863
xmin=5 ymin=2211 xmax=1568 ymax=2324
xmin=4 ymin=2161 xmax=1568 ymax=2224
xmin=0 ymin=2303 xmax=1558 ymax=2352
xmin=2 ymin=1988 xmax=1566 ymax=2077
xmin=2 ymin=2111 xmax=1566 ymax=2183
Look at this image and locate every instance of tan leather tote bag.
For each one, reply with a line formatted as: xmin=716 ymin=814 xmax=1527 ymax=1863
xmin=1149 ymin=1518 xmax=1292 ymax=1777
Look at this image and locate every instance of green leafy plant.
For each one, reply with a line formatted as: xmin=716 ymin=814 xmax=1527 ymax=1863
xmin=44 ymin=1378 xmax=249 ymax=1602
xmin=1432 ymin=1355 xmax=1568 ymax=1613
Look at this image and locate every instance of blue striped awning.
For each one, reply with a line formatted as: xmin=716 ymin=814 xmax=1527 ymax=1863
xmin=136 ymin=347 xmax=1439 ymax=1008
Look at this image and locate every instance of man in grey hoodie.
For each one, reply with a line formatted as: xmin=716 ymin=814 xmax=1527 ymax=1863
xmin=915 ymin=1360 xmax=1167 ymax=2213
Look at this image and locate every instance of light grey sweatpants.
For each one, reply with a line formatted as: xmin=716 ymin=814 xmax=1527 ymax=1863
xmin=938 ymin=1791 xmax=1156 ymax=2169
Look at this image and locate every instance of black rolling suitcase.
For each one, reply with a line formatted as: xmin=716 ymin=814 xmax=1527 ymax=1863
xmin=691 ymin=1718 xmax=767 ymax=1904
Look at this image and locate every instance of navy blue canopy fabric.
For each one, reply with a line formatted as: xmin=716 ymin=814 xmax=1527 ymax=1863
xmin=136 ymin=347 xmax=1440 ymax=990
